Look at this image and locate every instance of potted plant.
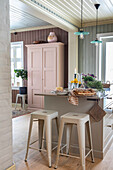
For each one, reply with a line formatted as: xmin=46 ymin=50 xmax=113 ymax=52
xmin=82 ymin=73 xmax=103 ymax=91
xmin=14 ymin=69 xmax=27 ymax=94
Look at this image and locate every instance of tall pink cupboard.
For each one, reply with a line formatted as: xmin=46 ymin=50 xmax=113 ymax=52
xmin=26 ymin=42 xmax=64 ymax=108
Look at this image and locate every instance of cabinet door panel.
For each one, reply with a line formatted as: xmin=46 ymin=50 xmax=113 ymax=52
xmin=30 ymin=50 xmax=42 ymax=69
xmin=43 ymin=47 xmax=57 ymax=92
xmin=30 ymin=89 xmax=43 ymax=108
xmin=28 ymin=48 xmax=43 ymax=108
xmin=43 ymin=71 xmax=56 ymax=90
xmin=31 ymin=70 xmax=42 ymax=88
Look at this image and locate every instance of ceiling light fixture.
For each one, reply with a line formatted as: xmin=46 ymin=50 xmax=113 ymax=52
xmin=91 ymin=4 xmax=102 ymax=46
xmin=74 ymin=0 xmax=89 ymax=39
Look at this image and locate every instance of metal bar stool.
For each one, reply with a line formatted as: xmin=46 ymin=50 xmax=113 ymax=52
xmin=15 ymin=94 xmax=27 ymax=110
xmin=55 ymin=112 xmax=94 ymax=170
xmin=25 ymin=109 xmax=59 ymax=168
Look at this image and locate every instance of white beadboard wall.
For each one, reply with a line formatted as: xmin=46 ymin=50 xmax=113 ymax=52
xmin=0 ymin=0 xmax=13 ymax=169
xmin=78 ymin=23 xmax=113 ymax=75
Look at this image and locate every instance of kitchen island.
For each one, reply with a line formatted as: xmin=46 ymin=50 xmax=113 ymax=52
xmin=35 ymin=90 xmax=113 ymax=159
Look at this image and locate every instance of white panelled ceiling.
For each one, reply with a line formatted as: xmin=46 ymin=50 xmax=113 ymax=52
xmin=10 ymin=0 xmax=113 ymax=30
xmin=10 ymin=0 xmax=51 ymax=30
xmin=30 ymin=0 xmax=113 ymax=27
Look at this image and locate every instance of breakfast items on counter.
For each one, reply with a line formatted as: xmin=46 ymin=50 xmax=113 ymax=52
xmin=55 ymin=87 xmax=63 ymax=92
xmin=72 ymin=88 xmax=96 ymax=96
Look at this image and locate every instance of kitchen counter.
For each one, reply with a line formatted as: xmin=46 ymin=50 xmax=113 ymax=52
xmin=35 ymin=88 xmax=113 ymax=159
xmin=35 ymin=88 xmax=111 ymax=100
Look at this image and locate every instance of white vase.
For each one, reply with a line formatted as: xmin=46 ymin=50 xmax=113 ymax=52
xmin=47 ymin=32 xmax=57 ymax=43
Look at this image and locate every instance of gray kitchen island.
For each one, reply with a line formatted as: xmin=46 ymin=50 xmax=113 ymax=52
xmin=35 ymin=90 xmax=113 ymax=159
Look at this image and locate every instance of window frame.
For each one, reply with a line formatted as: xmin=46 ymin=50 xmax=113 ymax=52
xmin=11 ymin=41 xmax=24 ymax=87
xmin=96 ymin=32 xmax=113 ymax=81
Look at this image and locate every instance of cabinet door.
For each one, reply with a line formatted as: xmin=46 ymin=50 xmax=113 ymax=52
xmin=28 ymin=48 xmax=43 ymax=108
xmin=43 ymin=47 xmax=57 ymax=93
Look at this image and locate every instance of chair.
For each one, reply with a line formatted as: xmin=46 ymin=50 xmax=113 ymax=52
xmin=25 ymin=109 xmax=59 ymax=168
xmin=55 ymin=112 xmax=94 ymax=170
xmin=15 ymin=94 xmax=27 ymax=110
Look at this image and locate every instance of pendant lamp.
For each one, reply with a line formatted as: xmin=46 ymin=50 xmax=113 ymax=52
xmin=91 ymin=4 xmax=102 ymax=45
xmin=74 ymin=0 xmax=89 ymax=39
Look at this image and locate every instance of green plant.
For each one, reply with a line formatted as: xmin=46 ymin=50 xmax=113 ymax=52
xmin=82 ymin=73 xmax=103 ymax=91
xmin=82 ymin=73 xmax=96 ymax=82
xmin=86 ymin=80 xmax=103 ymax=91
xmin=14 ymin=69 xmax=27 ymax=80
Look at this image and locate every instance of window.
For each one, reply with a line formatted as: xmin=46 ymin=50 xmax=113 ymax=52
xmin=106 ymin=41 xmax=113 ymax=82
xmin=96 ymin=32 xmax=113 ymax=83
xmin=11 ymin=41 xmax=23 ymax=87
xmin=99 ymin=36 xmax=113 ymax=82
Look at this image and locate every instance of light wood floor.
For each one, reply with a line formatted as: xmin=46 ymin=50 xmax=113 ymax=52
xmin=13 ymin=114 xmax=113 ymax=170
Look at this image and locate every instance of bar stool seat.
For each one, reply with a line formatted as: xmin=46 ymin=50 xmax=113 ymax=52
xmin=25 ymin=109 xmax=59 ymax=168
xmin=55 ymin=112 xmax=94 ymax=170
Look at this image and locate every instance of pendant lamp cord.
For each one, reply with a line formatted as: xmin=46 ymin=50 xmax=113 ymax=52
xmin=96 ymin=7 xmax=98 ymax=38
xmin=81 ymin=0 xmax=83 ymax=29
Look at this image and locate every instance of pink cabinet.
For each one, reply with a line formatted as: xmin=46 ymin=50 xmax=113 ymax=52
xmin=26 ymin=43 xmax=64 ymax=109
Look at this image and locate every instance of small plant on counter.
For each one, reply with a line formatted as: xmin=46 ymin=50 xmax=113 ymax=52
xmin=86 ymin=80 xmax=103 ymax=91
xmin=82 ymin=73 xmax=96 ymax=82
xmin=82 ymin=73 xmax=103 ymax=91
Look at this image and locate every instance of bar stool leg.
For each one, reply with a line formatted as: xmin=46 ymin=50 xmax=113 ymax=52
xmin=66 ymin=124 xmax=73 ymax=154
xmin=15 ymin=94 xmax=19 ymax=110
xmin=54 ymin=120 xmax=64 ymax=169
xmin=86 ymin=121 xmax=95 ymax=163
xmin=42 ymin=123 xmax=45 ymax=149
xmin=25 ymin=115 xmax=33 ymax=161
xmin=55 ymin=116 xmax=59 ymax=134
xmin=45 ymin=117 xmax=52 ymax=168
xmin=77 ymin=123 xmax=85 ymax=170
xmin=38 ymin=120 xmax=44 ymax=151
xmin=22 ymin=96 xmax=25 ymax=110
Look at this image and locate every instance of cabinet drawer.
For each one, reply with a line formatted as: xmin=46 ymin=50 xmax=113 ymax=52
xmin=104 ymin=127 xmax=113 ymax=147
xmin=104 ymin=109 xmax=113 ymax=126
xmin=103 ymin=95 xmax=113 ymax=109
xmin=104 ymin=112 xmax=113 ymax=146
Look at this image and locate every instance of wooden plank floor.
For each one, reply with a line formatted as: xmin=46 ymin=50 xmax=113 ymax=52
xmin=13 ymin=114 xmax=113 ymax=170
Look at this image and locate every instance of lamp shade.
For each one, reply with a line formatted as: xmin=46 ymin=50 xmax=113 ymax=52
xmin=91 ymin=39 xmax=102 ymax=44
xmin=74 ymin=28 xmax=89 ymax=39
xmin=91 ymin=38 xmax=102 ymax=46
xmin=74 ymin=31 xmax=89 ymax=35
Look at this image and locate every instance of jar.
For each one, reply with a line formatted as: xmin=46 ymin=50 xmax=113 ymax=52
xmin=47 ymin=32 xmax=57 ymax=43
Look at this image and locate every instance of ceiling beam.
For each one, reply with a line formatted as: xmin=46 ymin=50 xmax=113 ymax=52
xmin=83 ymin=19 xmax=113 ymax=27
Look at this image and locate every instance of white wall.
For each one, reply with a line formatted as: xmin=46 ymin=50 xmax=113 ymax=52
xmin=0 ymin=0 xmax=13 ymax=169
xmin=68 ymin=31 xmax=78 ymax=82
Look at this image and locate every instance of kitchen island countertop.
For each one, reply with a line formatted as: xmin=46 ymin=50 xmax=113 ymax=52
xmin=35 ymin=88 xmax=112 ymax=100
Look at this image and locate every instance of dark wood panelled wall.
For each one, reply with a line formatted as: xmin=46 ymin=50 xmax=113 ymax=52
xmin=11 ymin=27 xmax=68 ymax=87
xmin=12 ymin=90 xmax=21 ymax=103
